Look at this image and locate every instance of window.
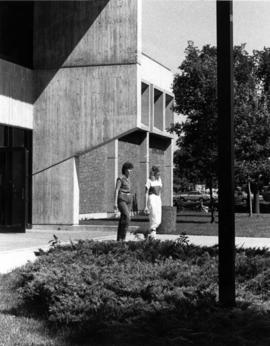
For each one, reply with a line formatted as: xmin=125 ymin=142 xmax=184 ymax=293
xmin=154 ymin=88 xmax=163 ymax=130
xmin=141 ymin=82 xmax=150 ymax=126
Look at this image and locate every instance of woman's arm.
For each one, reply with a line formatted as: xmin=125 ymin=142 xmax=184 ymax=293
xmin=159 ymin=178 xmax=162 ymax=196
xmin=114 ymin=178 xmax=121 ymax=211
xmin=144 ymin=187 xmax=149 ymax=213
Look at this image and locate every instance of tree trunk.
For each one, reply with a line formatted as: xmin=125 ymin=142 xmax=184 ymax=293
xmin=253 ymin=183 xmax=260 ymax=214
xmin=247 ymin=181 xmax=252 ymax=217
xmin=209 ymin=183 xmax=215 ymax=223
xmin=253 ymin=190 xmax=260 ymax=214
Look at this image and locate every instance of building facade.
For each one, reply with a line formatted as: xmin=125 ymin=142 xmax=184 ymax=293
xmin=0 ymin=0 xmax=174 ymax=230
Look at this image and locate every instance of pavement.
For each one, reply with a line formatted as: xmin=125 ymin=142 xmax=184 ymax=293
xmin=0 ymin=224 xmax=269 ymax=274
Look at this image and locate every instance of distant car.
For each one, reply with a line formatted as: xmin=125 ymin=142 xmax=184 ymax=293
xmin=178 ymin=191 xmax=210 ymax=202
xmin=262 ymin=189 xmax=270 ymax=202
xmin=234 ymin=190 xmax=248 ymax=203
xmin=234 ymin=190 xmax=262 ymax=203
xmin=212 ymin=191 xmax=218 ymax=200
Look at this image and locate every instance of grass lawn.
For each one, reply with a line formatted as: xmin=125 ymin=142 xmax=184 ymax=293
xmin=82 ymin=212 xmax=270 ymax=238
xmin=174 ymin=212 xmax=270 ymax=238
xmin=0 ymin=272 xmax=65 ymax=346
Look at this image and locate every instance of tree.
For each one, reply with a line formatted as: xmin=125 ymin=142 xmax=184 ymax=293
xmin=234 ymin=46 xmax=270 ymax=213
xmin=171 ymin=42 xmax=218 ymax=221
xmin=171 ymin=42 xmax=270 ymax=218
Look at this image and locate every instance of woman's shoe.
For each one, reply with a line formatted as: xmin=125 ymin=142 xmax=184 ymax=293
xmin=149 ymin=229 xmax=156 ymax=239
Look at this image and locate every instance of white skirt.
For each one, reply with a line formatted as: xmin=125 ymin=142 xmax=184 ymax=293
xmin=148 ymin=194 xmax=162 ymax=230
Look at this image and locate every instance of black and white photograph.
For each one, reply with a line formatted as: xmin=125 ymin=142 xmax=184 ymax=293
xmin=0 ymin=0 xmax=270 ymax=345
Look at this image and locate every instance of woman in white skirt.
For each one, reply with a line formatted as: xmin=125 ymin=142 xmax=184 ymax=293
xmin=144 ymin=166 xmax=162 ymax=238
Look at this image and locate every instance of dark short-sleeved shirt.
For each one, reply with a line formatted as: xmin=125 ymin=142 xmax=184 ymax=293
xmin=117 ymin=175 xmax=131 ymax=194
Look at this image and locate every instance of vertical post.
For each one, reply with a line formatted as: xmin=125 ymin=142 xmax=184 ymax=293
xmin=139 ymin=132 xmax=149 ymax=211
xmin=216 ymin=0 xmax=235 ymax=307
xmin=106 ymin=139 xmax=119 ymax=214
xmin=163 ymin=140 xmax=173 ymax=206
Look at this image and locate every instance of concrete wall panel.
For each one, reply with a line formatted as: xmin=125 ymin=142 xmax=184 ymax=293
xmin=0 ymin=59 xmax=33 ymax=129
xmin=34 ymin=0 xmax=138 ymax=69
xmin=33 ymin=158 xmax=78 ymax=225
xmin=34 ymin=64 xmax=137 ymax=173
xmin=140 ymin=54 xmax=173 ymax=93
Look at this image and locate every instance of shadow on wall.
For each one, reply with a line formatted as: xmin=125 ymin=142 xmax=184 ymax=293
xmin=0 ymin=1 xmax=34 ymax=105
xmin=0 ymin=0 xmax=110 ymax=103
xmin=150 ymin=133 xmax=171 ymax=151
xmin=33 ymin=0 xmax=110 ymax=101
xmin=0 ymin=1 xmax=33 ymax=69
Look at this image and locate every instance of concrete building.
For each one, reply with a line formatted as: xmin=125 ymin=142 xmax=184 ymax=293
xmin=0 ymin=0 xmax=174 ymax=231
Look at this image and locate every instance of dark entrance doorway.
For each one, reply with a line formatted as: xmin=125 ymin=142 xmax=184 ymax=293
xmin=0 ymin=125 xmax=32 ymax=232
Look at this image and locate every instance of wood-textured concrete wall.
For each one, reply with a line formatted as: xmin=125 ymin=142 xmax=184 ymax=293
xmin=33 ymin=157 xmax=79 ymax=225
xmin=33 ymin=0 xmax=139 ymax=224
xmin=34 ymin=64 xmax=137 ymax=172
xmin=34 ymin=0 xmax=138 ymax=69
xmin=33 ymin=0 xmax=139 ymax=172
xmin=0 ymin=59 xmax=33 ymax=129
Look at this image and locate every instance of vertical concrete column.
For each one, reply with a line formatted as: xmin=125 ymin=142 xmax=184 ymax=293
xmin=73 ymin=157 xmax=79 ymax=225
xmin=163 ymin=140 xmax=173 ymax=206
xmin=149 ymin=84 xmax=154 ymax=131
xmin=106 ymin=139 xmax=119 ymax=214
xmin=157 ymin=140 xmax=175 ymax=234
xmin=139 ymin=132 xmax=149 ymax=211
xmin=162 ymin=93 xmax=166 ymax=131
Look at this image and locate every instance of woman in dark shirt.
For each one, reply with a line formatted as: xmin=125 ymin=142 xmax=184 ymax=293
xmin=114 ymin=161 xmax=134 ymax=241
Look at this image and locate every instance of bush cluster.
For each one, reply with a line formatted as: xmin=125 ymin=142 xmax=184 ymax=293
xmin=10 ymin=238 xmax=270 ymax=341
xmin=12 ymin=239 xmax=217 ymax=327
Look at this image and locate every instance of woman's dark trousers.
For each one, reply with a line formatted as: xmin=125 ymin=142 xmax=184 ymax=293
xmin=117 ymin=200 xmax=131 ymax=241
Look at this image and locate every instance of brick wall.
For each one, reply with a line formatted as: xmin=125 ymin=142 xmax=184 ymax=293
xmin=78 ymin=137 xmax=170 ymax=214
xmin=149 ymin=147 xmax=165 ymax=203
xmin=118 ymin=140 xmax=142 ymax=210
xmin=78 ymin=145 xmax=108 ymax=214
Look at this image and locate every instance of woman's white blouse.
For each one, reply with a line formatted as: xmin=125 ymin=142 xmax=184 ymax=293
xmin=145 ymin=178 xmax=162 ymax=190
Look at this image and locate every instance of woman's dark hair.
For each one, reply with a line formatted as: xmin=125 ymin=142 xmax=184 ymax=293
xmin=151 ymin=166 xmax=160 ymax=175
xmin=122 ymin=161 xmax=134 ymax=174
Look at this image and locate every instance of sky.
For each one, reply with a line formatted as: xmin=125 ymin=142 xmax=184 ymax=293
xmin=142 ymin=0 xmax=270 ymax=73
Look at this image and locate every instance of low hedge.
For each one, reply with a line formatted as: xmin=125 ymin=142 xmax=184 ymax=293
xmin=10 ymin=238 xmax=270 ymax=344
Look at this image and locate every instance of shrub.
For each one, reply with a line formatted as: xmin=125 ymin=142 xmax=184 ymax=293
xmin=10 ymin=239 xmax=270 ymax=337
xmin=235 ymin=252 xmax=270 ymax=282
xmin=245 ymin=268 xmax=270 ymax=300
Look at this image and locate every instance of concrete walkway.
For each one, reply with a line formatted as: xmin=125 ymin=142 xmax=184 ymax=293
xmin=0 ymin=225 xmax=269 ymax=274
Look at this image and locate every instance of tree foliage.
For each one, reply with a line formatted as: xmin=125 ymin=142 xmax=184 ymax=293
xmin=172 ymin=43 xmax=218 ymax=189
xmin=171 ymin=42 xmax=270 ymax=212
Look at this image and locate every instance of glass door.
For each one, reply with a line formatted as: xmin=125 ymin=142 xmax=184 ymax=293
xmin=0 ymin=147 xmax=28 ymax=232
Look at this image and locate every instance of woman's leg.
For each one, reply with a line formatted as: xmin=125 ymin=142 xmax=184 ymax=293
xmin=156 ymin=197 xmax=162 ymax=228
xmin=148 ymin=195 xmax=160 ymax=238
xmin=149 ymin=196 xmax=162 ymax=228
xmin=117 ymin=200 xmax=131 ymax=241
